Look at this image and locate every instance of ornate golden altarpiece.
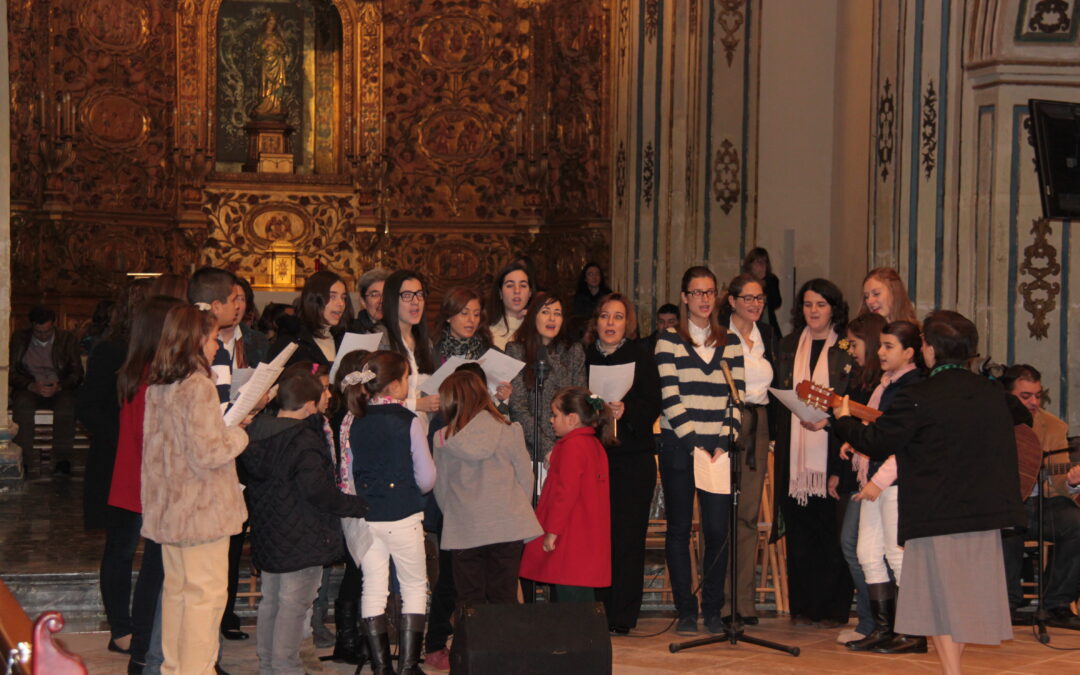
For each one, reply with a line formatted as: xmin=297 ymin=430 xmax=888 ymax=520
xmin=8 ymin=0 xmax=611 ymax=330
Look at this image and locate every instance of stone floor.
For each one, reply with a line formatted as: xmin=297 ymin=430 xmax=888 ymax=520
xmin=8 ymin=448 xmax=1080 ymax=673
xmin=55 ymin=617 xmax=1080 ymax=674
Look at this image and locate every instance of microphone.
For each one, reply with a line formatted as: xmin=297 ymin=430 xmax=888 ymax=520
xmin=720 ymin=361 xmax=743 ymax=407
xmin=535 ymin=344 xmax=549 ymax=389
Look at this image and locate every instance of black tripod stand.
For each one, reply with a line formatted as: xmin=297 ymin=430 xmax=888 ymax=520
xmin=670 ymin=364 xmax=799 ymax=657
xmin=1029 ymin=446 xmax=1075 ymax=643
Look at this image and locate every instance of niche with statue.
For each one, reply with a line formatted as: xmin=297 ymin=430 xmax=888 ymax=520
xmin=214 ymin=0 xmax=343 ymax=175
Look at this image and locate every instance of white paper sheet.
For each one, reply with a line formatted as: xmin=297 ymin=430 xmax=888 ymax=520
xmin=476 ymin=349 xmax=526 ymax=392
xmin=693 ymin=447 xmax=731 ymax=494
xmin=589 ymin=363 xmax=635 ymax=402
xmin=329 ymin=332 xmax=384 ymax=382
xmin=769 ymin=387 xmax=830 ymax=424
xmin=223 ymin=343 xmax=298 ymax=427
xmin=230 ymin=368 xmax=254 ymax=403
xmin=421 ymin=356 xmax=475 ymax=394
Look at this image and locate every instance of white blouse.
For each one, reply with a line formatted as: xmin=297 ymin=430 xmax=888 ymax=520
xmin=729 ymin=319 xmax=772 ymax=405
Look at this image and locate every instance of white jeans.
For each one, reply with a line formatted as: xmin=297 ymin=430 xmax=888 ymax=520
xmin=857 ymin=485 xmax=904 ymax=585
xmin=359 ymin=513 xmax=428 ymax=618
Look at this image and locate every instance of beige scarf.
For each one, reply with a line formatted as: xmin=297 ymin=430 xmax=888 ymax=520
xmin=788 ymin=327 xmax=836 ymax=505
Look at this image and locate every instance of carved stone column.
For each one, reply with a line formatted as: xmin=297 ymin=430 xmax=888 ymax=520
xmin=1 ymin=0 xmax=20 ymax=486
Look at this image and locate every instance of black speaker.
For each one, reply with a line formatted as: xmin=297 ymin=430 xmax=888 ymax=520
xmin=1029 ymin=99 xmax=1080 ymax=219
xmin=449 ymin=602 xmax=612 ymax=674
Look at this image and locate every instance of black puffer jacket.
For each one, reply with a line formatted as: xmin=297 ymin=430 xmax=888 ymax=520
xmin=241 ymin=413 xmax=368 ymax=573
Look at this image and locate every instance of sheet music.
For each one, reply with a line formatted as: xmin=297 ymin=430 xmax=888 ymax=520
xmin=421 ymin=356 xmax=475 ymax=394
xmin=329 ymin=332 xmax=383 ymax=382
xmin=589 ymin=363 xmax=635 ymax=402
xmin=223 ymin=342 xmax=298 ymax=427
xmin=476 ymin=349 xmax=526 ymax=392
xmin=769 ymin=387 xmax=829 ymax=424
xmin=230 ymin=368 xmax=254 ymax=403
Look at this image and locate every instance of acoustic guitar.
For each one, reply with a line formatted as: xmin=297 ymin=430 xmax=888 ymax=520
xmin=1016 ymin=425 xmax=1080 ymax=504
xmin=795 ymin=380 xmax=882 ymax=424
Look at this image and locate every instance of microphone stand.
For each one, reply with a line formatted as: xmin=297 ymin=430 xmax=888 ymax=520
xmin=528 ymin=358 xmax=548 ymax=604
xmin=1032 ymin=446 xmax=1076 ymax=641
xmin=1034 ymin=449 xmax=1050 ymax=644
xmin=670 ymin=363 xmax=799 ymax=657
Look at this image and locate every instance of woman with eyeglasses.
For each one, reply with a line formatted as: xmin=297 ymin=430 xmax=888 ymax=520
xmin=654 ymin=266 xmax=744 ymax=636
xmin=377 ymin=270 xmax=440 ymax=421
xmin=716 ymin=273 xmax=778 ymax=627
xmin=350 ymin=268 xmax=391 ymax=334
xmin=771 ymin=278 xmax=855 ymax=628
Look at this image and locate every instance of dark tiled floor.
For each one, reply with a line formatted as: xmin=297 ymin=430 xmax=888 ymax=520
xmin=0 ymin=474 xmax=132 ymax=574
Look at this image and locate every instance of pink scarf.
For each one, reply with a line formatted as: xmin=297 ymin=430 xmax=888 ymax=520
xmin=788 ymin=327 xmax=837 ymax=505
xmin=852 ymin=363 xmax=915 ymax=486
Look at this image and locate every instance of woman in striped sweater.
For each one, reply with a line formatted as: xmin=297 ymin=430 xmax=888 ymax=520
xmin=654 ymin=266 xmax=744 ymax=636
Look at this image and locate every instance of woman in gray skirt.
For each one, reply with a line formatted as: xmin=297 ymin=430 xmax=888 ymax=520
xmin=832 ymin=310 xmax=1025 ymax=675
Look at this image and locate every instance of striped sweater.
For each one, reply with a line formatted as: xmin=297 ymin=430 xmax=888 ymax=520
xmin=654 ymin=327 xmax=744 ymax=455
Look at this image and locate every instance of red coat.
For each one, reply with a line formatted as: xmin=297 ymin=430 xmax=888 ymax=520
xmin=519 ymin=427 xmax=611 ymax=587
xmin=108 ymin=382 xmax=147 ymax=513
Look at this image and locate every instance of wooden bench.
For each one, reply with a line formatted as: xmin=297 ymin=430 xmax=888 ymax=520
xmin=0 ymin=579 xmax=87 ymax=675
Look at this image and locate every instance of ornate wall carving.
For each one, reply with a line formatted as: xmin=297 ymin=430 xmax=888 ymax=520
xmin=10 ymin=0 xmax=611 ymax=329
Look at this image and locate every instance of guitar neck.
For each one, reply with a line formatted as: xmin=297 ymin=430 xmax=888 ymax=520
xmin=837 ymin=397 xmax=882 ymax=424
xmin=795 ymin=379 xmax=883 ymax=423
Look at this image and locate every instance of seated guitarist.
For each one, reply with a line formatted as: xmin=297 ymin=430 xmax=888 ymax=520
xmin=1001 ymin=364 xmax=1080 ymax=628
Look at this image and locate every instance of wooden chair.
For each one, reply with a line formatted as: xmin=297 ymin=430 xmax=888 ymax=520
xmin=0 ymin=579 xmax=87 ymax=675
xmin=644 ymin=460 xmax=703 ymax=604
xmin=754 ymin=451 xmax=789 ymax=614
xmin=235 ymin=535 xmax=262 ymax=611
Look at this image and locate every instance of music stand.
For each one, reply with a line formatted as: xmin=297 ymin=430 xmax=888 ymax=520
xmin=1031 ymin=446 xmax=1077 ymax=643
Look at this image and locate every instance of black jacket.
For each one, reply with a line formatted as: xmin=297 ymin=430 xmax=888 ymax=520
xmin=10 ymin=327 xmax=84 ymax=392
xmin=77 ymin=338 xmax=126 ymax=530
xmin=834 ymin=368 xmax=1025 ymax=544
xmin=585 ymin=338 xmax=661 ymax=458
xmin=268 ymin=327 xmax=342 ymax=369
xmin=241 ymin=414 xmax=368 ymax=573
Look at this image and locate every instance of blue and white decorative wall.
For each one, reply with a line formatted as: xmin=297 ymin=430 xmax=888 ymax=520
xmin=871 ymin=0 xmax=1080 ymax=428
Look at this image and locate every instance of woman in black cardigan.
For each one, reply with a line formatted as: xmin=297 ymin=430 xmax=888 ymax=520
xmin=269 ymin=270 xmax=347 ymax=367
xmin=583 ymin=293 xmax=661 ymax=634
xmin=771 ymin=278 xmax=855 ymax=627
xmin=833 ymin=310 xmax=1025 ymax=674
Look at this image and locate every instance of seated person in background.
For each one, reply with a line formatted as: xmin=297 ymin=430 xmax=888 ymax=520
xmin=646 ymin=303 xmax=679 ymax=349
xmin=1001 ymin=364 xmax=1080 ymax=627
xmin=10 ymin=305 xmax=84 ymax=476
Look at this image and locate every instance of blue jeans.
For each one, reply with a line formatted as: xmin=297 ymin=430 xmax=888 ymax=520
xmin=658 ymin=444 xmax=732 ymax=619
xmin=840 ymin=492 xmax=874 ymax=634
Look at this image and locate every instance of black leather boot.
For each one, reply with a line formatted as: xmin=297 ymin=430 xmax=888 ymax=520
xmin=330 ymin=599 xmax=364 ymax=664
xmin=846 ymin=582 xmax=897 ymax=651
xmin=360 ymin=614 xmax=392 ymax=675
xmin=398 ymin=613 xmax=427 ymax=675
xmin=872 ymin=634 xmax=929 ymax=654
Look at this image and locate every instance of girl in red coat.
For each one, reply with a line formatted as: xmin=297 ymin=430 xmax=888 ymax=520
xmin=520 ymin=386 xmax=612 ymax=602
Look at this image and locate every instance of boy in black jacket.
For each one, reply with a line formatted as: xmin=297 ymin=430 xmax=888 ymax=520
xmin=241 ymin=369 xmax=368 ymax=674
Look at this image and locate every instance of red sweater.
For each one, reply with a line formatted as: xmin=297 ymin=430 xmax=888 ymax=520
xmin=519 ymin=426 xmax=611 ymax=587
xmin=108 ymin=382 xmax=147 ymax=513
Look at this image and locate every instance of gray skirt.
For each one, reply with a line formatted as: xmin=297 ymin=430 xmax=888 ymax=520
xmin=895 ymin=529 xmax=1013 ymax=644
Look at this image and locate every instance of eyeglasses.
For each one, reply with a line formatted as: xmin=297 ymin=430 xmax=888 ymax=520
xmin=685 ymin=289 xmax=717 ymax=299
xmin=736 ymin=294 xmax=767 ymax=304
xmin=364 ymin=291 xmax=382 ymax=300
xmin=400 ymin=290 xmax=426 ymax=302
